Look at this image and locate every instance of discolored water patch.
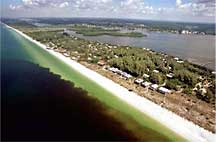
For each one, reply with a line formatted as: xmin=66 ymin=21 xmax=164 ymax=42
xmin=1 ymin=60 xmax=138 ymax=141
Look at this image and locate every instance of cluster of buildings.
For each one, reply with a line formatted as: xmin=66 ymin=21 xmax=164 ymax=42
xmin=181 ymin=30 xmax=206 ymax=35
xmin=108 ymin=67 xmax=132 ymax=79
xmin=134 ymin=78 xmax=172 ymax=94
xmin=106 ymin=66 xmax=172 ymax=95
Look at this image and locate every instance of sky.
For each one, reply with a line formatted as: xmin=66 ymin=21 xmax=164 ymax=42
xmin=1 ymin=0 xmax=215 ymax=23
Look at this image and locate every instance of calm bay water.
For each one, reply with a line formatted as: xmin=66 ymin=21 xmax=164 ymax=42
xmin=70 ymin=30 xmax=215 ymax=70
xmin=1 ymin=24 xmax=182 ymax=141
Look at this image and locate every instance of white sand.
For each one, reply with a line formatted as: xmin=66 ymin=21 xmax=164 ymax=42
xmin=6 ymin=24 xmax=215 ymax=142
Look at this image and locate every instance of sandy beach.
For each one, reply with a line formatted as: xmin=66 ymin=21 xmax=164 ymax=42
xmin=5 ymin=24 xmax=215 ymax=142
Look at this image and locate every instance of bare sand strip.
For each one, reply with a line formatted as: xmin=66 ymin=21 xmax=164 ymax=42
xmin=5 ymin=24 xmax=215 ymax=142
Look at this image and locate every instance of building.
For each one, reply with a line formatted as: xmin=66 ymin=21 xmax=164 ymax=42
xmin=143 ymin=73 xmax=150 ymax=78
xmin=174 ymin=57 xmax=179 ymax=61
xmin=150 ymin=84 xmax=159 ymax=90
xmin=121 ymin=72 xmax=132 ymax=79
xmin=166 ymin=73 xmax=174 ymax=79
xmin=177 ymin=60 xmax=184 ymax=63
xmin=134 ymin=79 xmax=144 ymax=84
xmin=158 ymin=87 xmax=171 ymax=94
xmin=108 ymin=67 xmax=118 ymax=73
xmin=153 ymin=70 xmax=159 ymax=73
xmin=141 ymin=81 xmax=152 ymax=87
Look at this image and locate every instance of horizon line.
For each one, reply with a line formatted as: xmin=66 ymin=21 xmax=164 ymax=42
xmin=1 ymin=16 xmax=216 ymax=24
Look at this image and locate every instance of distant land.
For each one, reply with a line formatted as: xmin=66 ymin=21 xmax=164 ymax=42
xmin=1 ymin=17 xmax=215 ymax=35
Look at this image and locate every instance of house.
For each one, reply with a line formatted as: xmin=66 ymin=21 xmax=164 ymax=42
xmin=158 ymin=87 xmax=171 ymax=94
xmin=121 ymin=72 xmax=132 ymax=79
xmin=174 ymin=57 xmax=179 ymax=61
xmin=153 ymin=70 xmax=159 ymax=73
xmin=150 ymin=84 xmax=159 ymax=90
xmin=97 ymin=60 xmax=106 ymax=66
xmin=177 ymin=60 xmax=184 ymax=63
xmin=141 ymin=81 xmax=152 ymax=87
xmin=166 ymin=73 xmax=174 ymax=79
xmin=143 ymin=73 xmax=150 ymax=78
xmin=134 ymin=79 xmax=144 ymax=84
xmin=108 ymin=67 xmax=118 ymax=73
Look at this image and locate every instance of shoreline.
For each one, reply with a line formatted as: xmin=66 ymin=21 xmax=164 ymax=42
xmin=4 ymin=24 xmax=215 ymax=142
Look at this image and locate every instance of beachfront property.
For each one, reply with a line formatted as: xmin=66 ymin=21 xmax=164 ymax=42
xmin=108 ymin=67 xmax=132 ymax=79
xmin=134 ymin=78 xmax=144 ymax=84
xmin=150 ymin=84 xmax=159 ymax=90
xmin=158 ymin=87 xmax=172 ymax=94
xmin=141 ymin=81 xmax=152 ymax=87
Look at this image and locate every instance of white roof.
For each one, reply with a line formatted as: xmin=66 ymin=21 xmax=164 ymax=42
xmin=143 ymin=74 xmax=150 ymax=78
xmin=159 ymin=87 xmax=171 ymax=93
xmin=166 ymin=73 xmax=173 ymax=78
xmin=135 ymin=79 xmax=143 ymax=83
xmin=153 ymin=70 xmax=159 ymax=73
xmin=174 ymin=57 xmax=179 ymax=60
xmin=177 ymin=60 xmax=184 ymax=63
xmin=151 ymin=84 xmax=159 ymax=89
xmin=142 ymin=81 xmax=151 ymax=86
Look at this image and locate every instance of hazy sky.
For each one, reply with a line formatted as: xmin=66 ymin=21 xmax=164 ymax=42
xmin=1 ymin=0 xmax=215 ymax=23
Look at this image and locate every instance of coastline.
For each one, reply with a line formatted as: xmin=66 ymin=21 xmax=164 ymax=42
xmin=4 ymin=24 xmax=215 ymax=142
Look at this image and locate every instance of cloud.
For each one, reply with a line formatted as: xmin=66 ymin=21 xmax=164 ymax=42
xmin=176 ymin=0 xmax=215 ymax=17
xmin=5 ymin=0 xmax=215 ymax=22
xmin=119 ymin=0 xmax=158 ymax=15
xmin=9 ymin=4 xmax=21 ymax=10
xmin=59 ymin=2 xmax=69 ymax=8
xmin=9 ymin=0 xmax=70 ymax=10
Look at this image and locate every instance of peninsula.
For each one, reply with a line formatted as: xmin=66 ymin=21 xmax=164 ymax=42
xmin=3 ymin=21 xmax=215 ymax=142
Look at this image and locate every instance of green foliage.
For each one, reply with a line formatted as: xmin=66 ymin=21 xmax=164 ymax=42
xmin=150 ymin=73 xmax=164 ymax=85
xmin=166 ymin=79 xmax=181 ymax=90
xmin=175 ymin=69 xmax=198 ymax=86
xmin=183 ymin=87 xmax=192 ymax=95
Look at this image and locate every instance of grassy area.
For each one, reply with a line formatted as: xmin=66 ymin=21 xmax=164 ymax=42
xmin=8 ymin=26 xmax=185 ymax=141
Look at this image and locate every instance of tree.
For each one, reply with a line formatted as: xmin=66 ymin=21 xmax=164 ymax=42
xmin=166 ymin=79 xmax=180 ymax=90
xmin=175 ymin=69 xmax=198 ymax=86
xmin=150 ymin=73 xmax=164 ymax=84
